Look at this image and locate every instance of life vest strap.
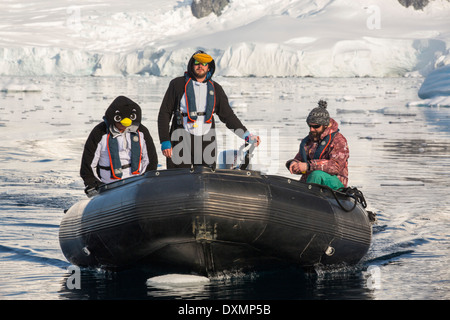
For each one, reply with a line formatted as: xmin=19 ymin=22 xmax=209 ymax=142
xmin=106 ymin=131 xmax=142 ymax=179
xmin=98 ymin=164 xmax=131 ymax=171
xmin=181 ymin=112 xmax=206 ymax=117
xmin=183 ymin=73 xmax=215 ymax=124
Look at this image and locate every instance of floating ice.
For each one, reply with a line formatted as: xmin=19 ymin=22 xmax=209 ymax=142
xmin=146 ymin=274 xmax=210 ymax=287
xmin=0 ymin=78 xmax=41 ymax=92
xmin=340 ymin=117 xmax=381 ymax=125
xmin=418 ymin=65 xmax=450 ymax=99
xmin=380 ymin=107 xmax=417 ymax=117
xmin=380 ymin=181 xmax=425 ymax=187
xmin=336 ymin=96 xmax=356 ymax=102
xmin=410 ymin=65 xmax=450 ymax=107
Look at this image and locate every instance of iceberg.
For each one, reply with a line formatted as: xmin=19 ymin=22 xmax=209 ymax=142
xmin=408 ymin=65 xmax=450 ymax=107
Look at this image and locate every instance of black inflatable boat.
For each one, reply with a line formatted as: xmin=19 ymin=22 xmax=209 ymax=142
xmin=59 ymin=165 xmax=375 ymax=276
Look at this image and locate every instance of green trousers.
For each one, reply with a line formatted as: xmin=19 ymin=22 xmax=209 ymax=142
xmin=306 ymin=170 xmax=344 ymax=190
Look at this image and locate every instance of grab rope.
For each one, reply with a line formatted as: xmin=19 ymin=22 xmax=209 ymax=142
xmin=320 ymin=185 xmax=367 ymax=212
xmin=325 ymin=186 xmax=377 ymax=222
xmin=341 ymin=187 xmax=367 ymax=208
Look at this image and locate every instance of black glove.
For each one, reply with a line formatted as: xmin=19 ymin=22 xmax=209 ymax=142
xmin=84 ymin=180 xmax=102 ymax=196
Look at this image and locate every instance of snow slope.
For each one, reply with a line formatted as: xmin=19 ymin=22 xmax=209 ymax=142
xmin=0 ymin=0 xmax=449 ymax=77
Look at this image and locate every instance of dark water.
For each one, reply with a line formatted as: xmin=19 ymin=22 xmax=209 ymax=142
xmin=1 ymin=76 xmax=449 ymax=302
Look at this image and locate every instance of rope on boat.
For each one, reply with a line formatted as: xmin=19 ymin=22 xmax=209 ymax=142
xmin=340 ymin=187 xmax=367 ymax=208
xmin=321 ymin=186 xmax=376 ymax=222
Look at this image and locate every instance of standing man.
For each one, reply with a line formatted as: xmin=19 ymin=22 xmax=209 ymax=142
xmin=158 ymin=50 xmax=260 ymax=169
xmin=80 ymin=96 xmax=158 ymax=193
xmin=286 ymin=100 xmax=349 ymax=190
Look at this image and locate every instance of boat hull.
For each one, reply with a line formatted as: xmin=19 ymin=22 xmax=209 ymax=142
xmin=59 ymin=166 xmax=373 ymax=276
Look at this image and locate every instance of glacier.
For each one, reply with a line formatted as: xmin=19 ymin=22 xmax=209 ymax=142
xmin=0 ymin=0 xmax=449 ymax=78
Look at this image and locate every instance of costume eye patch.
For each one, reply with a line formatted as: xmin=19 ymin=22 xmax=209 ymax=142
xmin=113 ymin=110 xmax=122 ymax=122
xmin=130 ymin=109 xmax=137 ymax=120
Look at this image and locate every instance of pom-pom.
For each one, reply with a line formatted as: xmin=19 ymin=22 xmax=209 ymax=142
xmin=318 ymin=100 xmax=327 ymax=109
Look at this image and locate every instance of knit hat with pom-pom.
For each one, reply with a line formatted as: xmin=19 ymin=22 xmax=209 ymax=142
xmin=306 ymin=100 xmax=330 ymax=126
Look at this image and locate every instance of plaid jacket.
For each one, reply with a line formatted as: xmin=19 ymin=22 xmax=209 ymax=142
xmin=290 ymin=118 xmax=349 ymax=187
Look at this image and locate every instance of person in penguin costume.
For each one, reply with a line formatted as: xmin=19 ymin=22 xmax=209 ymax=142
xmin=80 ymin=96 xmax=158 ymax=193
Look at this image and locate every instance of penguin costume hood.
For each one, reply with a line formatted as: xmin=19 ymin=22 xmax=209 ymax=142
xmin=80 ymin=95 xmax=158 ymax=190
xmin=104 ymin=95 xmax=142 ymax=132
xmin=186 ymin=50 xmax=216 ymax=82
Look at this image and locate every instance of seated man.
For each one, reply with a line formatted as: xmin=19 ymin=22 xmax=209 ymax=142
xmin=80 ymin=96 xmax=158 ymax=192
xmin=286 ymin=100 xmax=349 ymax=190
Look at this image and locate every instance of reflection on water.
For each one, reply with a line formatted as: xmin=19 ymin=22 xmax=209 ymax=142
xmin=1 ymin=76 xmax=450 ymax=300
xmin=57 ymin=264 xmax=378 ymax=300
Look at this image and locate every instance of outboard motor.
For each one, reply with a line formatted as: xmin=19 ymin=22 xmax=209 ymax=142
xmin=218 ymin=143 xmax=256 ymax=170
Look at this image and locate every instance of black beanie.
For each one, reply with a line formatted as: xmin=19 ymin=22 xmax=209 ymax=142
xmin=306 ymin=100 xmax=330 ymax=126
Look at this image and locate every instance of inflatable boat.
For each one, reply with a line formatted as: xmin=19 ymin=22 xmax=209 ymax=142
xmin=59 ymin=162 xmax=375 ymax=276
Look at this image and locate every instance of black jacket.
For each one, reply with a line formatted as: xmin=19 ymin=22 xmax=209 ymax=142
xmin=158 ymin=51 xmax=248 ymax=144
xmin=157 ymin=76 xmax=247 ymax=144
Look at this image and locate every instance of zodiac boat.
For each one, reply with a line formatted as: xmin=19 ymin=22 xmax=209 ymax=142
xmin=59 ymin=162 xmax=375 ymax=277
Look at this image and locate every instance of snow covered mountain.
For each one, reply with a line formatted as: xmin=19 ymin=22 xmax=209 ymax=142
xmin=0 ymin=0 xmax=449 ymax=77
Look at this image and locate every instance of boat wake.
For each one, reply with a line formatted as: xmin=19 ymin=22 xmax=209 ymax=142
xmin=0 ymin=244 xmax=69 ymax=269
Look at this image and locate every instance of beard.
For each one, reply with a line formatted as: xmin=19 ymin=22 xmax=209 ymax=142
xmin=309 ymin=128 xmax=325 ymax=142
xmin=193 ymin=67 xmax=208 ymax=79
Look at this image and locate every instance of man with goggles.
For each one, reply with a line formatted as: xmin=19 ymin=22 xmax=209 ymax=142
xmin=158 ymin=50 xmax=260 ymax=169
